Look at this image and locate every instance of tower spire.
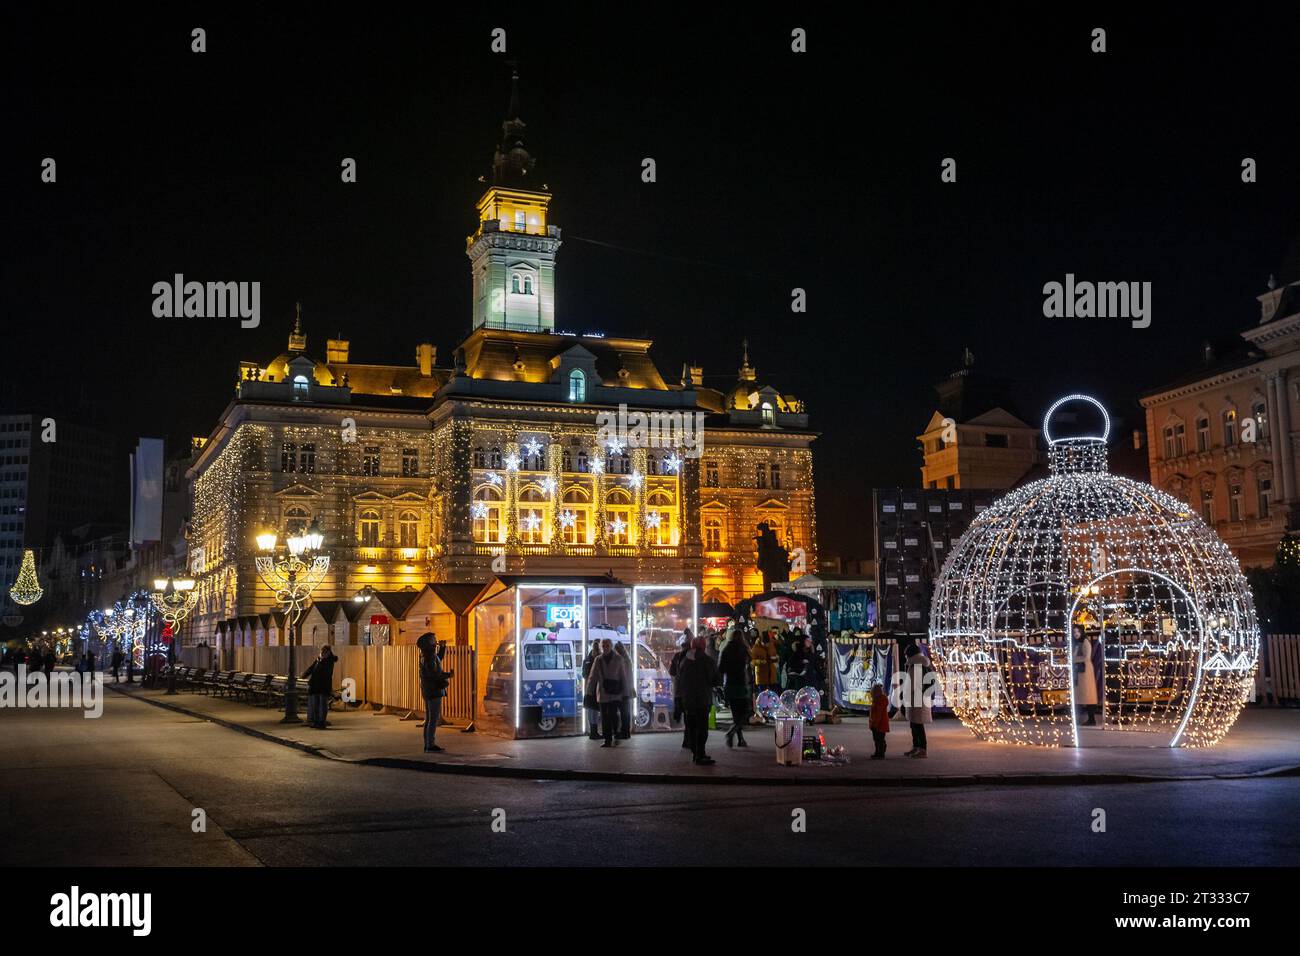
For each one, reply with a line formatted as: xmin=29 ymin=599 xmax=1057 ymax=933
xmin=738 ymin=338 xmax=756 ymax=382
xmin=288 ymin=302 xmax=307 ymax=352
xmin=491 ymin=65 xmax=536 ymax=186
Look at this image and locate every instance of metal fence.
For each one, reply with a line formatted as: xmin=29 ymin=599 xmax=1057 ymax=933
xmin=1257 ymin=633 xmax=1300 ymax=705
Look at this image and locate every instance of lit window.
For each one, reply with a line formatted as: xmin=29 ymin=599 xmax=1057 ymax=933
xmin=359 ymin=510 xmax=381 ymax=547
xmin=362 ymin=446 xmax=381 ymax=476
xmin=293 ymin=375 xmax=310 ymax=398
xmin=515 ymin=210 xmax=526 ymax=232
xmin=284 ymin=507 xmax=310 ymax=536
xmin=1253 ymin=402 xmax=1269 ymax=439
xmin=398 ymin=511 xmax=419 ymax=548
xmin=568 ymin=369 xmax=586 ymax=403
xmin=761 ymin=402 xmax=775 ymax=426
xmin=703 ymin=516 xmax=724 ymax=552
xmin=473 ymin=486 xmax=504 ymax=544
xmin=1223 ymin=409 xmax=1237 ymax=447
xmin=401 ymin=447 xmax=419 ymax=477
xmin=299 ymin=443 xmax=315 ymax=474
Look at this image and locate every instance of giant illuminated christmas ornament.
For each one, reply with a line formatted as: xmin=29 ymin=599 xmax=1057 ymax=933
xmin=929 ymin=394 xmax=1259 ymax=748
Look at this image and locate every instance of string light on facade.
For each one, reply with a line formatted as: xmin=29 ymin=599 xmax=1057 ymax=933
xmin=9 ymin=549 xmax=44 ymax=605
xmin=929 ymin=394 xmax=1259 ymax=749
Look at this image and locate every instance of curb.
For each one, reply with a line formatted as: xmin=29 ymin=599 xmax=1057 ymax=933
xmin=110 ymin=686 xmax=1300 ymax=789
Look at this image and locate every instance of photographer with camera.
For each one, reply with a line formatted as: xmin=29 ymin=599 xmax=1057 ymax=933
xmin=416 ymin=632 xmax=454 ymax=753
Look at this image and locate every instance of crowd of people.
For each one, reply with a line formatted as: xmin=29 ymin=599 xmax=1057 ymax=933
xmin=578 ymin=622 xmax=830 ymax=765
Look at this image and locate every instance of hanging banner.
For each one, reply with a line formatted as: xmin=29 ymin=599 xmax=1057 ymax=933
xmin=754 ymin=596 xmax=808 ymax=624
xmin=830 ymin=637 xmax=896 ymax=711
xmin=831 ymin=590 xmax=872 ymax=631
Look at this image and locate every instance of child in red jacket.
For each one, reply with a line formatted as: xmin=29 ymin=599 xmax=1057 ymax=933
xmin=869 ymin=683 xmax=889 ymax=759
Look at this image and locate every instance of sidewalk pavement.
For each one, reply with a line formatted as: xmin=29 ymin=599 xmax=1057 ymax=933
xmin=109 ymin=683 xmax=1300 ymax=787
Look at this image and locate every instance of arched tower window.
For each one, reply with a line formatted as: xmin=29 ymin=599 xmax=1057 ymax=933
xmin=568 ymin=369 xmax=586 ymax=403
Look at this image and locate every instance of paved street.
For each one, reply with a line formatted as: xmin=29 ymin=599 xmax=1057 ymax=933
xmin=2 ymin=689 xmax=1298 ymax=867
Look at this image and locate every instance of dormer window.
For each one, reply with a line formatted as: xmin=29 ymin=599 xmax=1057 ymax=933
xmin=568 ymin=369 xmax=586 ymax=402
xmin=292 ymin=375 xmax=310 ymax=398
xmin=514 ymin=210 xmax=526 ymax=232
xmin=761 ymin=401 xmax=775 ymax=426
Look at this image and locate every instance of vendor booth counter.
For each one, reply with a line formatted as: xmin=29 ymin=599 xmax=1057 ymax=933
xmin=472 ymin=576 xmax=697 ymax=739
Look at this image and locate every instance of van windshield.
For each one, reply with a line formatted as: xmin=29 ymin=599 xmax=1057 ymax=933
xmin=523 ymin=642 xmax=575 ymax=672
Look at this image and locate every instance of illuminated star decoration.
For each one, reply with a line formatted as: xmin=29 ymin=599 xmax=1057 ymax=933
xmin=628 ymin=471 xmax=643 ymax=489
xmin=540 ymin=477 xmax=557 ymax=495
xmin=645 ymin=512 xmax=662 ymax=528
xmin=559 ymin=510 xmax=577 ymax=529
xmin=608 ymin=515 xmax=627 ymax=536
xmin=503 ymin=453 xmax=521 ymax=471
xmin=523 ymin=438 xmax=543 ymax=457
xmin=484 ymin=471 xmax=502 ymax=486
xmin=590 ymin=458 xmax=605 ymax=474
xmin=522 ymin=514 xmax=542 ymax=531
xmin=605 ymin=437 xmax=625 ymax=455
xmin=664 ymin=454 xmax=682 ymax=474
xmin=470 ymin=501 xmax=489 ymax=520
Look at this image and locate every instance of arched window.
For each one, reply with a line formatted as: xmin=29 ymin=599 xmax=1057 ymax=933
xmin=1222 ymin=408 xmax=1238 ymax=447
xmin=523 ymin=276 xmax=533 ymax=295
xmin=473 ymin=485 xmax=504 ymax=544
xmin=398 ymin=511 xmax=420 ymax=548
xmin=518 ymin=487 xmax=546 ymax=544
xmin=473 ymin=446 xmax=487 ymax=468
xmin=568 ymin=369 xmax=586 ymax=403
xmin=561 ymin=487 xmax=590 ymax=544
xmin=511 ymin=274 xmax=521 ymax=294
xmin=761 ymin=401 xmax=775 ymax=426
xmin=359 ymin=509 xmax=382 ymax=547
xmin=647 ymin=489 xmax=676 ymax=546
xmin=1252 ymin=400 xmax=1269 ymax=439
xmin=293 ymin=375 xmax=310 ymax=398
xmin=284 ymin=506 xmax=310 ymax=537
xmin=606 ymin=489 xmax=632 ymax=545
xmin=576 ymin=448 xmax=588 ymax=473
xmin=703 ymin=515 xmax=724 ymax=552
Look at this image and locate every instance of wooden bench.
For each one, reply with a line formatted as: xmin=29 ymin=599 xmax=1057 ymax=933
xmin=243 ymin=673 xmax=276 ymax=706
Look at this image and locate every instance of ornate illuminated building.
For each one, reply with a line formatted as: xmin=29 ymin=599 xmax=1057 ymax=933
xmin=1140 ymin=240 xmax=1300 ymax=567
xmin=185 ymin=76 xmax=817 ymax=647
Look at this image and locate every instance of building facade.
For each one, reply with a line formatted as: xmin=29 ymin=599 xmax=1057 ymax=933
xmin=185 ymin=81 xmax=817 ymax=647
xmin=916 ymin=355 xmax=1044 ymax=490
xmin=1140 ymin=250 xmax=1300 ymax=567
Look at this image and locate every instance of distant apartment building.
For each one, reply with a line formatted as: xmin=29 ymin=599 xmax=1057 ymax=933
xmin=916 ymin=353 xmax=1044 ymax=490
xmin=0 ymin=413 xmax=123 ymax=593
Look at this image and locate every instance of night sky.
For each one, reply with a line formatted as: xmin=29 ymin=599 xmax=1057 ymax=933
xmin=4 ymin=7 xmax=1298 ymax=559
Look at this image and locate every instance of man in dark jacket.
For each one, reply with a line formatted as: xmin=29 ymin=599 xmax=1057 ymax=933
xmin=110 ymin=648 xmax=124 ymax=683
xmin=416 ymin=633 xmax=453 ymax=752
xmin=581 ymin=642 xmax=602 ymax=740
xmin=676 ymin=636 xmax=721 ymax=765
xmin=302 ymin=645 xmax=337 ymax=729
xmin=718 ymin=631 xmax=752 ymax=748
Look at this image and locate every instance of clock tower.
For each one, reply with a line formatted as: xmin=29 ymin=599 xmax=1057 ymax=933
xmin=466 ymin=70 xmax=561 ymax=332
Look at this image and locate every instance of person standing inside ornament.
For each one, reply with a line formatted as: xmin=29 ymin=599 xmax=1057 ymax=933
xmin=903 ymin=643 xmax=933 ymax=758
xmin=1073 ymin=626 xmax=1104 ymax=727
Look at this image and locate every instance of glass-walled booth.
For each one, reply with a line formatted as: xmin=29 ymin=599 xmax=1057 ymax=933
xmin=471 ymin=576 xmax=696 ymax=739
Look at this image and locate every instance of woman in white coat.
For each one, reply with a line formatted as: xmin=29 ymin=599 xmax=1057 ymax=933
xmin=1073 ymin=626 xmax=1104 ymax=726
xmin=904 ymin=644 xmax=933 ymax=758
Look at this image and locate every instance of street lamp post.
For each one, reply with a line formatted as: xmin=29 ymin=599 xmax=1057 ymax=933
xmin=152 ymin=577 xmax=198 ymax=695
xmin=255 ymin=519 xmax=329 ymax=724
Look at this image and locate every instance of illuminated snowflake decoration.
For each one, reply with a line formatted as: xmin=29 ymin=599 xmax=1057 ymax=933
xmin=664 ymin=454 xmax=682 ymax=474
xmin=522 ymin=514 xmax=542 ymax=531
xmin=608 ymin=515 xmax=627 ymax=536
xmin=645 ymin=512 xmax=661 ymax=528
xmin=522 ymin=438 xmax=544 ymax=457
xmin=559 ymin=510 xmax=577 ymax=529
xmin=484 ymin=471 xmax=502 ymax=486
xmin=470 ymin=501 xmax=489 ymax=520
xmin=503 ymin=453 xmax=521 ymax=471
xmin=628 ymin=471 xmax=643 ymax=489
xmin=929 ymin=395 xmax=1260 ymax=750
xmin=590 ymin=458 xmax=605 ymax=474
xmin=540 ymin=477 xmax=557 ymax=495
xmin=605 ymin=437 xmax=625 ymax=455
